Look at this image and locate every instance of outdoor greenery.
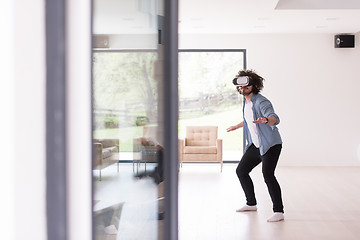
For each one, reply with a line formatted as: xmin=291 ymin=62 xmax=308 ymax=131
xmin=93 ymin=50 xmax=245 ymax=153
xmin=179 ymin=51 xmax=243 ymax=99
xmin=93 ymin=51 xmax=159 ymax=129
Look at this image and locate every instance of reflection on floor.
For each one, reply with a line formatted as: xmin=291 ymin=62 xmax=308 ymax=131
xmin=95 ymin=163 xmax=360 ymax=240
xmin=93 ymin=162 xmax=161 ymax=240
xmin=179 ymin=163 xmax=360 ymax=240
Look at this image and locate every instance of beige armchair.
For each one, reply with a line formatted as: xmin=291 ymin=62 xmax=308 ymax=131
xmin=179 ymin=126 xmax=223 ymax=172
xmin=93 ymin=139 xmax=120 ymax=181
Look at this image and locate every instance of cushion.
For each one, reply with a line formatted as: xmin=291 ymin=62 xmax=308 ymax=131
xmin=102 ymin=146 xmax=118 ymax=159
xmin=185 ymin=126 xmax=218 ymax=146
xmin=184 ymin=146 xmax=217 ymax=154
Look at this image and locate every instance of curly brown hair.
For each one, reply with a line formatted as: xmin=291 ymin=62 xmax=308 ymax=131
xmin=236 ymin=69 xmax=264 ymax=94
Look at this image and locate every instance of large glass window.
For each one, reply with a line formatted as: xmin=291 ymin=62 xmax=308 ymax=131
xmin=178 ymin=50 xmax=246 ymax=160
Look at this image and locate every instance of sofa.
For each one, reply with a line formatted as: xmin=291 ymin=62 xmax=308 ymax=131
xmin=93 ymin=138 xmax=120 ymax=180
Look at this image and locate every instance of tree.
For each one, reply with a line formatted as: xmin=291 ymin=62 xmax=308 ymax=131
xmin=93 ymin=51 xmax=160 ymax=127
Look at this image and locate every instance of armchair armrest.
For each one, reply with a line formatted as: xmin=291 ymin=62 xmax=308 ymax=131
xmin=178 ymin=139 xmax=184 ymax=162
xmin=216 ymin=139 xmax=223 ymax=162
xmin=133 ymin=137 xmax=143 ymax=152
xmin=93 ymin=142 xmax=103 ymax=167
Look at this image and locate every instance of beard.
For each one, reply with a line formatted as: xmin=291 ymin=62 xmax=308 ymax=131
xmin=240 ymin=87 xmax=252 ymax=96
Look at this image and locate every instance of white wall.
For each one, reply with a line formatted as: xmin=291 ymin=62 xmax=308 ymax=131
xmin=0 ymin=0 xmax=15 ymax=239
xmin=180 ymin=33 xmax=360 ymax=166
xmin=3 ymin=0 xmax=47 ymax=240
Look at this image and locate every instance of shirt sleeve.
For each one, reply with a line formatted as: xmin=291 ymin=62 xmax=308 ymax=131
xmin=258 ymin=98 xmax=280 ymax=125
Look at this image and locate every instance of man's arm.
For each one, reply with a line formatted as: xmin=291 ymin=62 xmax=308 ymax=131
xmin=258 ymin=98 xmax=280 ymax=125
xmin=226 ymin=121 xmax=244 ymax=132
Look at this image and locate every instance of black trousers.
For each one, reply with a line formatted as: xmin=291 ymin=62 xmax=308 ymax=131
xmin=236 ymin=144 xmax=284 ymax=213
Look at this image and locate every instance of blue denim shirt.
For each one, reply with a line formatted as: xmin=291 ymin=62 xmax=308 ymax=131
xmin=243 ymin=93 xmax=282 ymax=155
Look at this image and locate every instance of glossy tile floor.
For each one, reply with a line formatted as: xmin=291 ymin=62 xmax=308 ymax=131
xmin=95 ymin=163 xmax=360 ymax=240
xmin=179 ymin=164 xmax=360 ymax=240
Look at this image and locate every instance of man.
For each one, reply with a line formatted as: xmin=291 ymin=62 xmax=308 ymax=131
xmin=226 ymin=69 xmax=284 ymax=222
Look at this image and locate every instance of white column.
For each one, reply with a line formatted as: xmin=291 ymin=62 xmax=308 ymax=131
xmin=66 ymin=0 xmax=92 ymax=239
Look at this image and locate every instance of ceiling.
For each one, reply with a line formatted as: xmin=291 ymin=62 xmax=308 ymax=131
xmin=179 ymin=0 xmax=360 ymax=34
xmin=93 ymin=0 xmax=360 ymax=35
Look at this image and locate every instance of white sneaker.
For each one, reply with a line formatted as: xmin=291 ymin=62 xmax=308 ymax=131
xmin=236 ymin=205 xmax=257 ymax=212
xmin=267 ymin=212 xmax=284 ymax=222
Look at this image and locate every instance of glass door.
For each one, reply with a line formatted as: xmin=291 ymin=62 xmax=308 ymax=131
xmin=92 ymin=1 xmax=169 ymax=239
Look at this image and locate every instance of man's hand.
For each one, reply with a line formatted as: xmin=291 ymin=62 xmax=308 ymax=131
xmin=226 ymin=122 xmax=244 ymax=132
xmin=253 ymin=117 xmax=268 ymax=124
xmin=226 ymin=126 xmax=237 ymax=132
xmin=254 ymin=116 xmax=276 ymax=125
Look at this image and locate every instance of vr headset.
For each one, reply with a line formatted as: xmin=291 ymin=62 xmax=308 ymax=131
xmin=232 ymin=76 xmax=253 ymax=87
